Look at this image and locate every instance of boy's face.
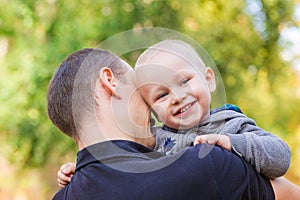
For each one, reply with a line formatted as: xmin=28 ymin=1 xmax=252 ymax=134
xmin=136 ymin=51 xmax=215 ymax=130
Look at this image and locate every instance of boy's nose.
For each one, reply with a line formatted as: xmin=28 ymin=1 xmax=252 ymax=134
xmin=171 ymin=89 xmax=185 ymax=105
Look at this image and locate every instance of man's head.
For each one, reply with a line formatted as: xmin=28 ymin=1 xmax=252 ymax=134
xmin=47 ymin=48 xmax=154 ymax=148
xmin=135 ymin=40 xmax=216 ymax=130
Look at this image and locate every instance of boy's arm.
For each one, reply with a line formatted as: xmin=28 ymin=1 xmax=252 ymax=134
xmin=194 ymin=134 xmax=232 ymax=151
xmin=225 ymin=114 xmax=290 ymax=178
xmin=57 ymin=162 xmax=75 ymax=188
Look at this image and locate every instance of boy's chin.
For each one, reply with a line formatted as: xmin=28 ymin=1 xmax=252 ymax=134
xmin=179 ymin=119 xmax=203 ymax=129
xmin=165 ymin=122 xmax=198 ymax=130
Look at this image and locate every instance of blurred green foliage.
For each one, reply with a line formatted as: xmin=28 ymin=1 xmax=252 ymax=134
xmin=0 ymin=1 xmax=300 ymax=197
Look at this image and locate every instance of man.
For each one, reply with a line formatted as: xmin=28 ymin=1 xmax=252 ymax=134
xmin=48 ymin=48 xmax=297 ymax=200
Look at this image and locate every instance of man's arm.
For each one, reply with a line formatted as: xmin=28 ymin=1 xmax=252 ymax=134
xmin=270 ymin=177 xmax=300 ymax=200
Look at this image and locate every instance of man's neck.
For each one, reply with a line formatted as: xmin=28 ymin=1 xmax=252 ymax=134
xmin=76 ymin=120 xmax=138 ymax=150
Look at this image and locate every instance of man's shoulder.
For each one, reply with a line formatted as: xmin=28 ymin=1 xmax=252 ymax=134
xmin=179 ymin=144 xmax=240 ymax=169
xmin=52 ymin=187 xmax=65 ymax=200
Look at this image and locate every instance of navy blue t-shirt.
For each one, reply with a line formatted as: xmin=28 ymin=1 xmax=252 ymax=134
xmin=53 ymin=140 xmax=274 ymax=200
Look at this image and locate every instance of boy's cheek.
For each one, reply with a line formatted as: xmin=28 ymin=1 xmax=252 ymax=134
xmin=152 ymin=105 xmax=167 ymax=123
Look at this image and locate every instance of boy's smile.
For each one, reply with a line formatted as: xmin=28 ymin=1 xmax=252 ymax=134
xmin=173 ymin=101 xmax=196 ymax=116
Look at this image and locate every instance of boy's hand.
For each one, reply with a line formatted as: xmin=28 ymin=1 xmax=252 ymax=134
xmin=57 ymin=162 xmax=76 ymax=188
xmin=193 ymin=134 xmax=232 ymax=151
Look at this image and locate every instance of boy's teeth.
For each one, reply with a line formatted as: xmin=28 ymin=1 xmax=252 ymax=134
xmin=180 ymin=104 xmax=192 ymax=113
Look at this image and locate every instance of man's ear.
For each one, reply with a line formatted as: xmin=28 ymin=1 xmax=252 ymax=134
xmin=205 ymin=67 xmax=216 ymax=92
xmin=98 ymin=67 xmax=121 ymax=99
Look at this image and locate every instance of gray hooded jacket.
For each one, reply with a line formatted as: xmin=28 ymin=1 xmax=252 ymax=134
xmin=153 ymin=104 xmax=290 ymax=178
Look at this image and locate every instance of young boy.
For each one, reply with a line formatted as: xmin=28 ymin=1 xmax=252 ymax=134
xmin=134 ymin=39 xmax=290 ymax=179
xmin=57 ymin=40 xmax=290 ymax=187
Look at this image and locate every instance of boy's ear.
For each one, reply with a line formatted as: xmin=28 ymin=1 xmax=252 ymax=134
xmin=98 ymin=67 xmax=121 ymax=99
xmin=205 ymin=67 xmax=216 ymax=92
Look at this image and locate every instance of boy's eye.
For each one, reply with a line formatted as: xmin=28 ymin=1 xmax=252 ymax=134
xmin=156 ymin=92 xmax=168 ymax=100
xmin=180 ymin=78 xmax=190 ymax=86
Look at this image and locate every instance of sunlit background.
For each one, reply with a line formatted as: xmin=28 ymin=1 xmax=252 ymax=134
xmin=0 ymin=0 xmax=300 ymax=199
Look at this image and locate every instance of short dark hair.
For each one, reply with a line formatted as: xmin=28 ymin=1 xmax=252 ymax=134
xmin=47 ymin=48 xmax=129 ymax=139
